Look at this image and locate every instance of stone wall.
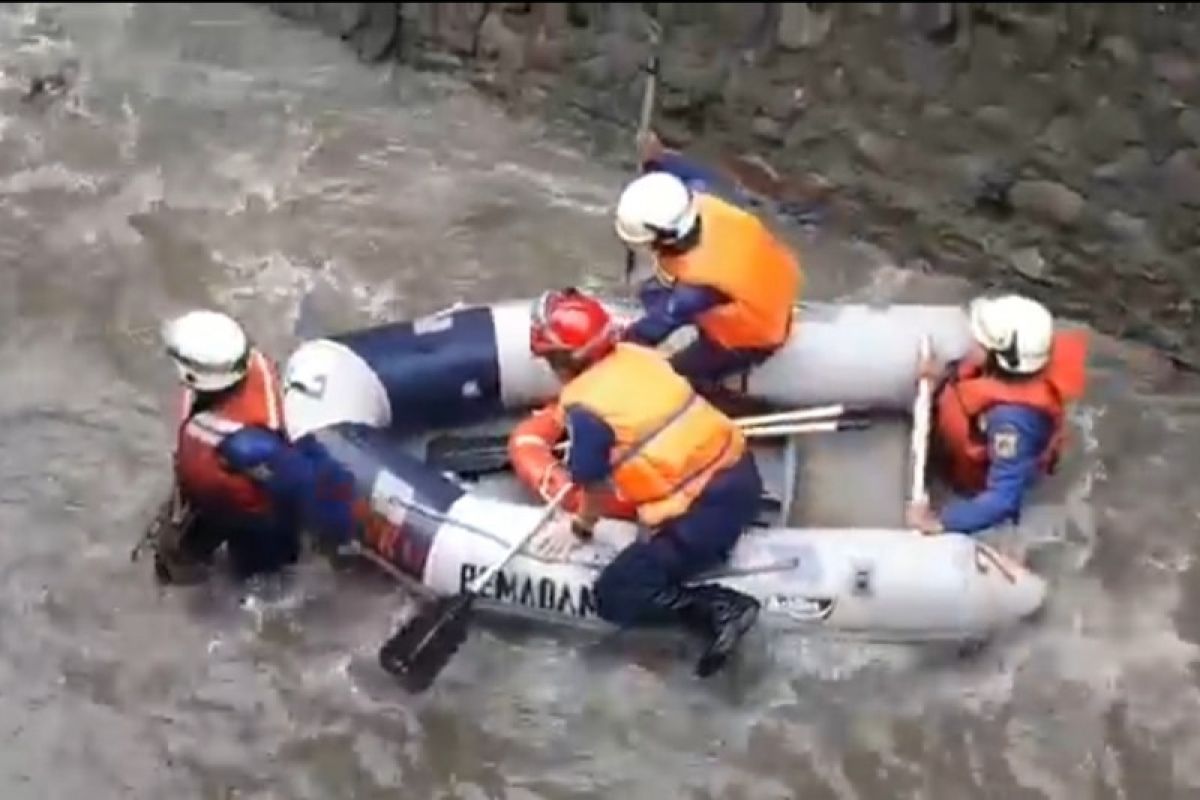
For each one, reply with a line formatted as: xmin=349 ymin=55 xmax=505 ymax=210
xmin=266 ymin=3 xmax=1200 ymax=369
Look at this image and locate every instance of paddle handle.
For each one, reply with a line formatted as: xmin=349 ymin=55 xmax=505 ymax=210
xmin=742 ymin=417 xmax=870 ymax=439
xmin=909 ymin=335 xmax=933 ymax=507
xmin=468 ymin=483 xmax=574 ymax=595
xmin=733 ymin=403 xmax=848 ymax=429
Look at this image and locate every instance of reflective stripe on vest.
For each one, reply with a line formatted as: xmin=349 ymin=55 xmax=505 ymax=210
xmin=184 ymin=411 xmax=246 ymax=447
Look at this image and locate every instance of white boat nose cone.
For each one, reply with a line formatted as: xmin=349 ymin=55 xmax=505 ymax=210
xmin=1012 ymin=569 xmax=1049 ymax=620
xmin=973 ymin=542 xmax=1048 ymax=624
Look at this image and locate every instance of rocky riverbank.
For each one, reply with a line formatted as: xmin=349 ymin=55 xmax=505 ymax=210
xmin=266 ymin=3 xmax=1200 ymax=372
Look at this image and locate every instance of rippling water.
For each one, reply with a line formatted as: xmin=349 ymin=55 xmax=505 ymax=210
xmin=3 ymin=4 xmax=1200 ymax=798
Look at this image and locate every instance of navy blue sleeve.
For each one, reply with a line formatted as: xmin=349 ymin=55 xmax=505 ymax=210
xmin=218 ymin=426 xmax=357 ymax=547
xmin=217 ymin=427 xmax=311 ymax=500
xmin=939 ymin=404 xmax=1054 ymax=534
xmin=637 ymin=276 xmax=672 ymax=314
xmin=643 ymin=152 xmax=728 ymax=194
xmin=643 ymin=152 xmax=755 ymax=209
xmin=563 ymin=406 xmax=616 ymax=486
xmin=624 ymin=283 xmax=729 ymax=346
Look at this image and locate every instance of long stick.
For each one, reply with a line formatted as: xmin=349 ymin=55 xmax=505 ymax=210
xmin=733 ymin=403 xmax=847 ymax=429
xmin=526 ymin=405 xmax=855 ymax=452
xmin=624 ymin=18 xmax=662 ymax=285
xmin=469 ymin=483 xmax=573 ymax=594
xmin=909 ymin=335 xmax=933 ymax=507
xmin=742 ymin=418 xmax=869 ymax=439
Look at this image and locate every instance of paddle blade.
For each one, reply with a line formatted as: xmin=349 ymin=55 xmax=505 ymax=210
xmin=378 ymin=594 xmax=476 ymax=693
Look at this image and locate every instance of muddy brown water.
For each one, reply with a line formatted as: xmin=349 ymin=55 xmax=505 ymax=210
xmin=3 ymin=4 xmax=1200 ymax=799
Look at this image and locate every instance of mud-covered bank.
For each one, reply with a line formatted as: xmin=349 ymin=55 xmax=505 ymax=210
xmin=265 ymin=2 xmax=1200 ymax=370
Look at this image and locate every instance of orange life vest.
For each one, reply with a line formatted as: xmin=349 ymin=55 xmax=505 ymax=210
xmin=508 ymin=404 xmax=639 ymax=521
xmin=654 ymin=193 xmax=802 ymax=351
xmin=558 ymin=342 xmax=745 ymax=527
xmin=174 ymin=350 xmax=285 ymax=515
xmin=934 ymin=330 xmax=1089 ymax=493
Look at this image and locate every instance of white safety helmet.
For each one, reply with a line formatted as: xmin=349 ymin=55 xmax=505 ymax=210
xmin=967 ymin=294 xmax=1054 ymax=375
xmin=614 ymin=171 xmax=699 ymax=247
xmin=162 ymin=309 xmax=250 ymax=392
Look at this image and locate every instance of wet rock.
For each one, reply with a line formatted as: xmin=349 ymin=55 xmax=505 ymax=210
xmin=351 ymin=3 xmax=398 ymax=62
xmin=1038 ymin=115 xmax=1078 ymax=156
xmin=1019 ymin=15 xmax=1062 ymax=70
xmin=1100 ymin=35 xmax=1140 ymax=68
xmin=1009 ymin=180 xmax=1085 ymax=227
xmin=721 ymin=152 xmax=835 ymax=208
xmin=1179 ymin=109 xmax=1200 ymax=148
xmin=1163 ymin=149 xmax=1200 ymax=207
xmin=945 ymin=154 xmax=1014 ymax=211
xmin=477 ymin=10 xmax=523 ymax=65
xmin=1092 ymin=147 xmax=1152 ymax=183
xmin=776 ymin=4 xmax=833 ymax=51
xmin=974 ymin=105 xmax=1018 ymax=138
xmin=713 ymin=4 xmax=770 ymax=49
xmin=899 ymin=3 xmax=955 ymax=40
xmin=1008 ymin=247 xmax=1049 ymax=282
xmin=22 ymin=62 xmax=79 ymax=105
xmin=751 ymin=115 xmax=786 ymax=144
xmin=1103 ymin=210 xmax=1150 ymax=243
xmin=922 ymin=103 xmax=953 ymax=123
xmin=584 ymin=31 xmax=644 ymax=85
xmin=853 ymin=131 xmax=899 ymax=172
xmin=422 ymin=4 xmax=486 ymax=55
xmin=526 ymin=30 xmax=569 ymax=73
xmin=415 ymin=50 xmax=466 ymax=72
xmin=1081 ymin=102 xmax=1144 ymax=160
xmin=660 ymin=54 xmax=729 ymax=113
xmin=1153 ymin=52 xmax=1199 ymax=95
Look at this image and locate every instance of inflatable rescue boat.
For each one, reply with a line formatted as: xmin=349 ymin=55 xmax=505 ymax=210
xmin=280 ymin=298 xmax=1049 ymax=644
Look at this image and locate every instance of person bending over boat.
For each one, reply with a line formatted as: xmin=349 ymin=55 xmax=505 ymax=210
xmin=522 ymin=287 xmax=763 ymax=678
xmin=905 ymin=295 xmax=1088 ymax=536
xmin=613 ymin=134 xmax=804 ymax=409
xmin=152 ymin=309 xmax=349 ymax=584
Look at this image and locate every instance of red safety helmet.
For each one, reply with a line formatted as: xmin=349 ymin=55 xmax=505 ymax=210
xmin=529 ymin=288 xmax=617 ymax=363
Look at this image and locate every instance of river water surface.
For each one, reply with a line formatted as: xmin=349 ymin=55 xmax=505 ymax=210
xmin=3 ymin=4 xmax=1200 ymax=799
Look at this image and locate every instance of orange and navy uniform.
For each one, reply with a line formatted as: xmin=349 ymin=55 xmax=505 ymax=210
xmin=174 ymin=350 xmax=284 ymax=515
xmin=173 ymin=350 xmax=307 ymax=576
xmin=556 ymin=342 xmax=745 ymax=527
xmin=933 ymin=330 xmax=1088 ymax=533
xmin=554 ymin=341 xmax=763 ymax=626
xmin=623 ymin=157 xmax=802 ymax=383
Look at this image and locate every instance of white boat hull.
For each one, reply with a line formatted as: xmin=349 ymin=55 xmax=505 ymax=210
xmin=281 ymin=298 xmax=1049 ymax=642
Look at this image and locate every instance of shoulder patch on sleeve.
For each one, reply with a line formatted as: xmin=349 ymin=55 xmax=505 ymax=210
xmin=990 ymin=425 xmax=1020 ymax=460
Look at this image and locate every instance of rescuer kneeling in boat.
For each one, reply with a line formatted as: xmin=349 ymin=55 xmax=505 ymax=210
xmin=153 ymin=309 xmax=313 ymax=584
xmin=524 ymin=287 xmax=764 ymax=678
xmin=612 ymin=142 xmax=804 ymax=410
xmin=905 ymin=295 xmax=1089 ymax=536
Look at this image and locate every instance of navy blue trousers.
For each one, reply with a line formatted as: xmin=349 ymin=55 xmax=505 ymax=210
xmin=669 ymin=335 xmax=777 ymax=386
xmin=594 ymin=451 xmax=763 ymax=627
xmin=180 ymin=508 xmax=301 ymax=580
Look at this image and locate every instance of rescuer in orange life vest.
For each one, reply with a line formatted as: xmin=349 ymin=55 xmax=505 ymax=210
xmin=905 ymin=295 xmax=1089 ymax=535
xmin=156 ymin=310 xmax=315 ymax=584
xmin=521 ymin=287 xmax=764 ymax=678
xmin=613 ymin=152 xmax=804 ymax=406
